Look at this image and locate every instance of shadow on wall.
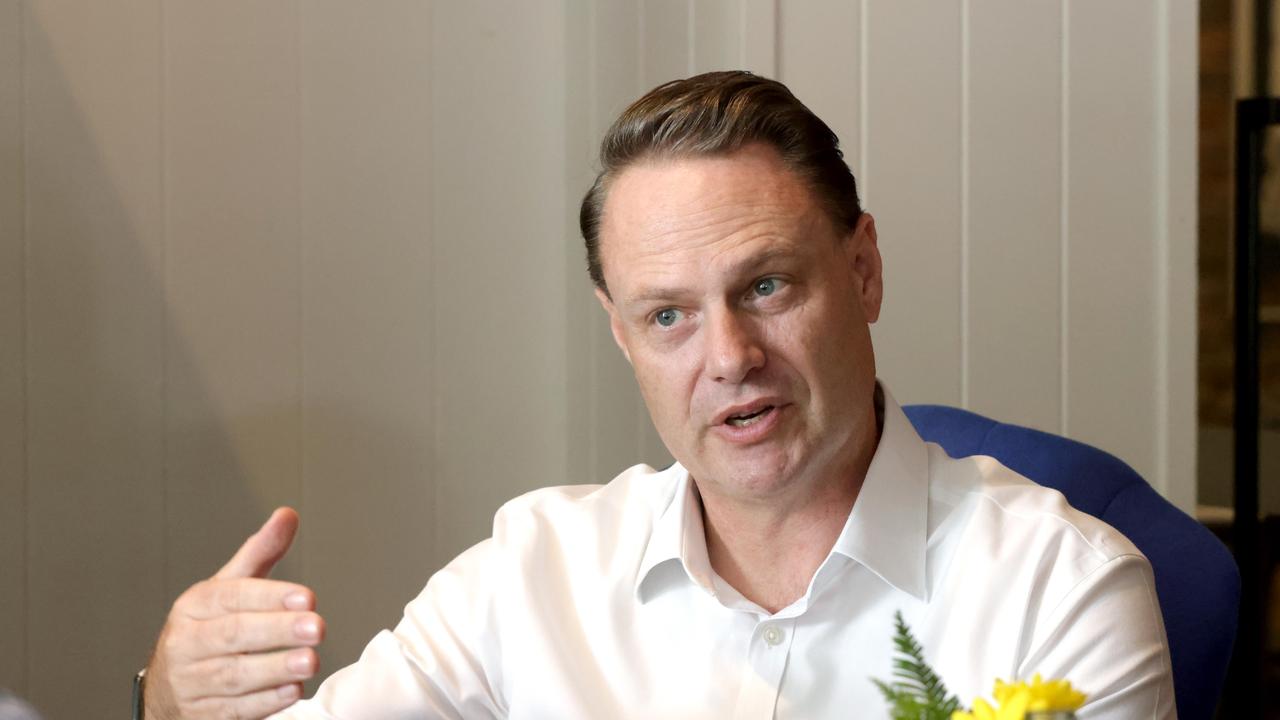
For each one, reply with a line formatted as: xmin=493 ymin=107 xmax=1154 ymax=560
xmin=16 ymin=10 xmax=452 ymax=714
xmin=16 ymin=15 xmax=292 ymax=717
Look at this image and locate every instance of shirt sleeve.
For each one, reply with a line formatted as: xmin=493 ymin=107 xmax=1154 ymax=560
xmin=1018 ymin=553 xmax=1177 ymax=720
xmin=268 ymin=539 xmax=507 ymax=720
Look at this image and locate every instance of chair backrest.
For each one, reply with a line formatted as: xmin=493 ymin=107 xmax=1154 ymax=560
xmin=903 ymin=404 xmax=1239 ymax=720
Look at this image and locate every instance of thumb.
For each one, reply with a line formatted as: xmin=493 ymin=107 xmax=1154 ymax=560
xmin=214 ymin=506 xmax=300 ymax=580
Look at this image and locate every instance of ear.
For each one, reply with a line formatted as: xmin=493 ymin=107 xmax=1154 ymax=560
xmin=844 ymin=213 xmax=883 ymax=323
xmin=595 ymin=287 xmax=633 ymax=365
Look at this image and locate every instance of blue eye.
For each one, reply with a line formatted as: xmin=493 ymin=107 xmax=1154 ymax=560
xmin=655 ymin=308 xmax=682 ymax=327
xmin=754 ymin=278 xmax=779 ymax=296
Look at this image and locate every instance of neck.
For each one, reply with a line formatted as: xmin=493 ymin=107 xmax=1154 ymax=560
xmin=700 ymin=400 xmax=882 ymax=614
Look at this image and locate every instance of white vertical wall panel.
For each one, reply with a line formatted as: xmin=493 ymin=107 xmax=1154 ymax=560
xmin=777 ymin=0 xmax=862 ymax=176
xmin=0 ymin=0 xmax=24 ymax=697
xmin=163 ymin=1 xmax=304 ymax=593
xmin=694 ymin=0 xmax=741 ymax=72
xmin=299 ymin=0 xmax=436 ymax=675
xmin=740 ymin=0 xmax=777 ymax=76
xmin=430 ymin=3 xmax=571 ymax=565
xmin=966 ymin=0 xmax=1062 ymax=432
xmin=585 ymin=3 xmax=655 ymax=482
xmin=643 ymin=0 xmax=692 ymax=84
xmin=565 ymin=6 xmax=596 ymax=488
xmin=864 ymin=0 xmax=964 ymax=407
xmin=1064 ymin=1 xmax=1160 ymax=485
xmin=590 ymin=2 xmax=643 ymax=139
xmin=23 ymin=1 xmax=166 ymax=715
xmin=1159 ymin=0 xmax=1199 ymax=509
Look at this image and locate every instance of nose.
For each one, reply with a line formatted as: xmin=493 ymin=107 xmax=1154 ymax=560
xmin=703 ymin=307 xmax=765 ymax=384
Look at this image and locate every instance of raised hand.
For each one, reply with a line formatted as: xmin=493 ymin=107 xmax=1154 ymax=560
xmin=144 ymin=507 xmax=325 ymax=720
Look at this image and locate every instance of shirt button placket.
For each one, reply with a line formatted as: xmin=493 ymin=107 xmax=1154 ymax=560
xmin=730 ymin=618 xmax=797 ymax=720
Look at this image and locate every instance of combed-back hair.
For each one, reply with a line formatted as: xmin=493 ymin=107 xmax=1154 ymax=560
xmin=579 ymin=70 xmax=863 ymax=296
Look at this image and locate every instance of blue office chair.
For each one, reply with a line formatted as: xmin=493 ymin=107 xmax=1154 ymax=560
xmin=903 ymin=404 xmax=1239 ymax=720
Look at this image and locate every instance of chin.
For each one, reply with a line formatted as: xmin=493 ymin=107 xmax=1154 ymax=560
xmin=703 ymin=447 xmax=799 ymax=498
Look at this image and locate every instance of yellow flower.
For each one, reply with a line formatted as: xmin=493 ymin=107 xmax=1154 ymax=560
xmin=951 ymin=694 xmax=1029 ymax=720
xmin=951 ymin=674 xmax=1086 ymax=720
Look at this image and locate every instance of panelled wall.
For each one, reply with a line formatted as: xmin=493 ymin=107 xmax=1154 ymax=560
xmin=0 ymin=2 xmax=1195 ymax=716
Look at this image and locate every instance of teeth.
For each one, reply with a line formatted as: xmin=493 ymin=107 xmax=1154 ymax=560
xmin=727 ymin=406 xmax=771 ymax=427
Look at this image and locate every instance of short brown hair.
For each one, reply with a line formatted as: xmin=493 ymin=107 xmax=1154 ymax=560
xmin=579 ymin=70 xmax=863 ymax=296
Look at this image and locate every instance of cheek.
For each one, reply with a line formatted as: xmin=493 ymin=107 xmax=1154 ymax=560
xmin=773 ymin=299 xmax=866 ymax=402
xmin=631 ymin=347 xmax=702 ymax=425
xmin=760 ymin=302 xmax=822 ymax=371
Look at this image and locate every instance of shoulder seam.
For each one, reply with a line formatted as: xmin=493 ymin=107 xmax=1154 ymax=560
xmin=967 ymin=487 xmax=1130 ymax=562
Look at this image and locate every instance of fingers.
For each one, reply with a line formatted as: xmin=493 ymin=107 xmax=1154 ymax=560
xmin=182 ymin=647 xmax=320 ymax=700
xmin=212 ymin=682 xmax=304 ymax=720
xmin=147 ymin=629 xmax=315 ymax=720
xmin=216 ymin=507 xmax=300 ymax=580
xmin=178 ymin=577 xmax=314 ymax=620
xmin=183 ymin=610 xmax=324 ymax=658
xmin=181 ymin=667 xmax=308 ymax=719
xmin=148 ymin=510 xmax=318 ymax=720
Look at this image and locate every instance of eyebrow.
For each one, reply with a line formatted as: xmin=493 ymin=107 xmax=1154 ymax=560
xmin=622 ymin=245 xmax=804 ymax=306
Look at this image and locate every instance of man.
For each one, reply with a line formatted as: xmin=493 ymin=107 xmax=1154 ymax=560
xmin=141 ymin=72 xmax=1174 ymax=719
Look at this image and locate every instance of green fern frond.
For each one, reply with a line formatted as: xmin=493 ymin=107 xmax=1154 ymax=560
xmin=870 ymin=611 xmax=963 ymax=720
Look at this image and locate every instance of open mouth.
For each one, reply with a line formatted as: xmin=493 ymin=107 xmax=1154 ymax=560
xmin=725 ymin=405 xmax=775 ymax=427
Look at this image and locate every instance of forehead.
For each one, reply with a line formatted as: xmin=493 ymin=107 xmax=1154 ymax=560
xmin=599 ymin=145 xmax=828 ymax=296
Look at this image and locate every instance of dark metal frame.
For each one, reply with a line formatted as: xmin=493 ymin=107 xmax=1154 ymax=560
xmin=1227 ymin=96 xmax=1280 ymax=718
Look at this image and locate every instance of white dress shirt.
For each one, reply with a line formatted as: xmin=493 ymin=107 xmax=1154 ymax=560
xmin=275 ymin=388 xmax=1175 ymax=719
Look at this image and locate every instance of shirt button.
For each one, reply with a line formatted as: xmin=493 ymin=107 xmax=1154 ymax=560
xmin=762 ymin=625 xmax=784 ymax=647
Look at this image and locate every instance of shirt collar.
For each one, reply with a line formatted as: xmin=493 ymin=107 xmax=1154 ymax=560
xmin=635 ymin=381 xmax=931 ymax=604
xmin=827 ymin=384 xmax=930 ymax=600
xmin=636 ymin=467 xmax=715 ymax=602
